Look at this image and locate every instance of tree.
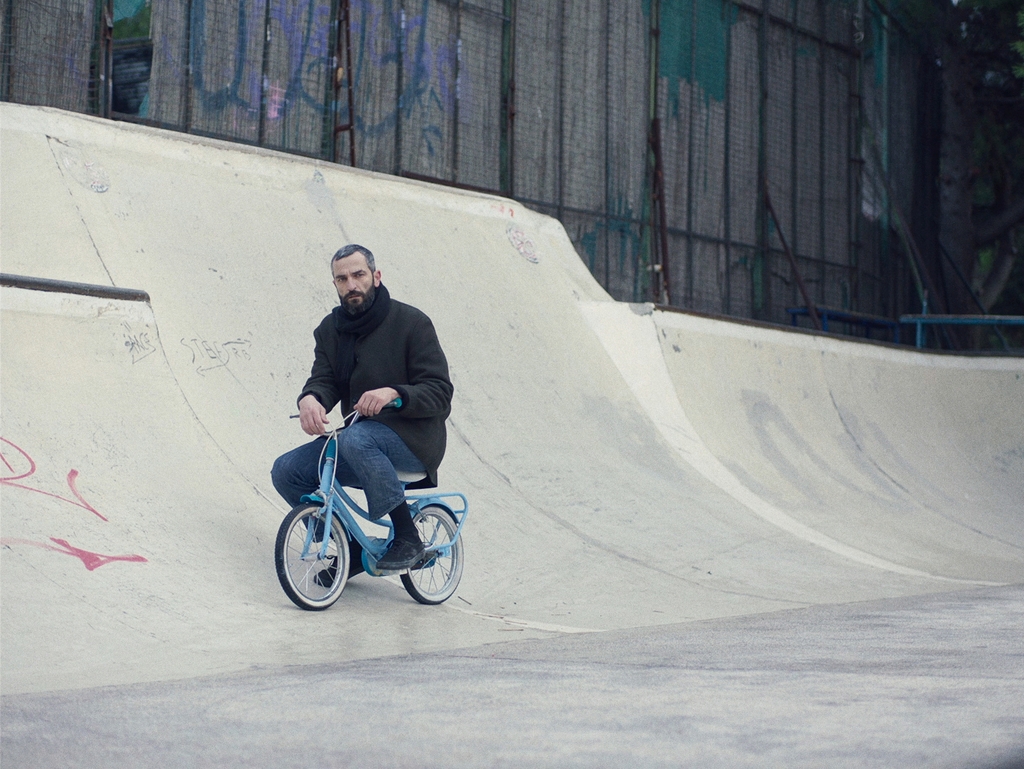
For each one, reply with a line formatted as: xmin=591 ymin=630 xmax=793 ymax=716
xmin=935 ymin=0 xmax=1024 ymax=343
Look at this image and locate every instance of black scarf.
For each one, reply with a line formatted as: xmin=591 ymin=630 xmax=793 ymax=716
xmin=331 ymin=283 xmax=392 ymax=385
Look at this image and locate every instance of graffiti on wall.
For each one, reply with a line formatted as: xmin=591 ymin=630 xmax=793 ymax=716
xmin=0 ymin=437 xmax=148 ymax=571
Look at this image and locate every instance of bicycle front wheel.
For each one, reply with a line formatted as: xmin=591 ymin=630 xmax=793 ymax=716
xmin=401 ymin=504 xmax=464 ymax=605
xmin=275 ymin=504 xmax=350 ymax=611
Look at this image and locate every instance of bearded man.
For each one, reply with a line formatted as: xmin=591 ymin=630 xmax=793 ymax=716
xmin=271 ymin=244 xmax=454 ymax=571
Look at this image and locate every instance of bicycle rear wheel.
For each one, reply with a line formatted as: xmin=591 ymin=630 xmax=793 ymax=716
xmin=401 ymin=504 xmax=464 ymax=605
xmin=275 ymin=504 xmax=350 ymax=610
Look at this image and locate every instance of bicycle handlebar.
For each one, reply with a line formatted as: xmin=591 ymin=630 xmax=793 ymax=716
xmin=289 ymin=398 xmax=403 ymax=423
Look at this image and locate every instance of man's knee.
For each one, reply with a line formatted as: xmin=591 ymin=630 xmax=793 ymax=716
xmin=271 ymin=452 xmax=297 ymax=498
xmin=336 ymin=423 xmax=382 ymax=461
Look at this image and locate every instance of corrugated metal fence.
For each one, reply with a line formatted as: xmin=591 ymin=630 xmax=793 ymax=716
xmin=1 ymin=0 xmax=933 ymax=327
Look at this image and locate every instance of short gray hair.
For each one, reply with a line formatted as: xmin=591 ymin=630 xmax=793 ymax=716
xmin=331 ymin=244 xmax=375 ymax=272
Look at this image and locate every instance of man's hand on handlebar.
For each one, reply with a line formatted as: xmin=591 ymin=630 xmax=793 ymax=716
xmin=354 ymin=387 xmax=400 ymax=417
xmin=298 ymin=394 xmax=330 ymax=436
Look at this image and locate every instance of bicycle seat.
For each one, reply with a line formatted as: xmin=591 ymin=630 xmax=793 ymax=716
xmin=397 ymin=470 xmax=428 ymax=483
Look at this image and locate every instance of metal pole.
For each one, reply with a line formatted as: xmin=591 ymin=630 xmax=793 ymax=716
xmin=556 ymin=0 xmax=565 ymax=223
xmin=343 ymin=0 xmax=356 ymax=166
xmin=453 ymin=0 xmax=462 ymax=183
xmin=765 ymin=180 xmax=822 ymax=330
xmin=184 ymin=0 xmax=194 ymax=132
xmin=101 ymin=0 xmax=114 ymax=117
xmin=499 ymin=0 xmax=516 ymax=195
xmin=604 ymin=0 xmax=611 ymax=290
xmin=754 ymin=0 xmax=768 ymax=319
xmin=1 ymin=0 xmax=14 ymax=102
xmin=818 ymin=0 xmax=827 ymax=307
xmin=394 ymin=3 xmax=405 ymax=176
xmin=722 ymin=0 xmax=732 ymax=314
xmin=685 ymin=0 xmax=697 ymax=307
xmin=789 ymin=0 xmax=799 ymax=312
xmin=849 ymin=1 xmax=864 ymax=312
xmin=258 ymin=0 xmax=272 ymax=147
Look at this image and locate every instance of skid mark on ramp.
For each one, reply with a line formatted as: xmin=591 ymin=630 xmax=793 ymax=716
xmin=581 ymin=303 xmax=1004 ymax=588
xmin=447 ymin=604 xmax=598 ymax=634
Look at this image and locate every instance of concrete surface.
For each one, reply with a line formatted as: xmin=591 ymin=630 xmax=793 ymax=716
xmin=2 ymin=103 xmax=1023 ymax=765
xmin=3 ymin=585 xmax=1022 ymax=768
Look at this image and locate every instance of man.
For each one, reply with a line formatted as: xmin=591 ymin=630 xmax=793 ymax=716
xmin=271 ymin=244 xmax=454 ymax=571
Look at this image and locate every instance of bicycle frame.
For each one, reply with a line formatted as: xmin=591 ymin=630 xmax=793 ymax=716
xmin=298 ymin=430 xmax=468 ymax=571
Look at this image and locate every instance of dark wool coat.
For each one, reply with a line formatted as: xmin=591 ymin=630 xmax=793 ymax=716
xmin=299 ymin=300 xmax=453 ymax=487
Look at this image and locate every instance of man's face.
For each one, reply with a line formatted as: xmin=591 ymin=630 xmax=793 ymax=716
xmin=332 ymin=253 xmax=381 ymax=314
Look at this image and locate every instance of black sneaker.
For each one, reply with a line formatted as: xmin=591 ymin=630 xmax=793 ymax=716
xmin=313 ymin=557 xmax=338 ymax=588
xmin=375 ymin=537 xmax=425 ymax=571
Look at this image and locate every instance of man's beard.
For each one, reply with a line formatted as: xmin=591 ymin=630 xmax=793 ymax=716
xmin=340 ymin=283 xmax=376 ymax=315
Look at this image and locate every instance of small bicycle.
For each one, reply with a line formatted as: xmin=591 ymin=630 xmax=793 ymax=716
xmin=274 ymin=403 xmax=467 ymax=611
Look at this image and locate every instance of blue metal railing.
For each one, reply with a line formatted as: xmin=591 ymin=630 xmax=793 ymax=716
xmin=899 ymin=315 xmax=1024 ymax=349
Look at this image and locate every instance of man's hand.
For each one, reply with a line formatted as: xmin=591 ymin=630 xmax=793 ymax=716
xmin=354 ymin=387 xmax=401 ymax=417
xmin=298 ymin=394 xmax=329 ymax=436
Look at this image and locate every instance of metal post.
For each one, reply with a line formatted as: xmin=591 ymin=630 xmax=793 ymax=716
xmin=651 ymin=117 xmax=671 ymax=305
xmin=184 ymin=0 xmax=195 ymax=133
xmin=753 ymin=0 xmax=769 ymax=318
xmin=258 ymin=0 xmax=273 ymax=147
xmin=818 ymin=0 xmax=827 ymax=307
xmin=556 ymin=0 xmax=565 ymax=223
xmin=1 ymin=0 xmax=14 ymax=102
xmin=323 ymin=0 xmax=339 ymax=160
xmin=647 ymin=0 xmax=669 ymax=304
xmin=685 ymin=0 xmax=698 ymax=308
xmin=499 ymin=0 xmax=516 ymax=195
xmin=100 ymin=0 xmax=114 ymax=117
xmin=394 ymin=3 xmax=405 ymax=176
xmin=850 ymin=2 xmax=864 ymax=312
xmin=722 ymin=0 xmax=733 ymax=314
xmin=453 ymin=0 xmax=462 ymax=183
xmin=339 ymin=0 xmax=356 ymax=165
xmin=789 ymin=0 xmax=799 ymax=312
xmin=765 ymin=180 xmax=821 ymax=329
xmin=603 ymin=0 xmax=611 ymax=290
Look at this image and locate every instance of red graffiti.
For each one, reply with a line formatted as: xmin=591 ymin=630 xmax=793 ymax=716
xmin=490 ymin=202 xmax=516 ymax=218
xmin=0 ymin=537 xmax=147 ymax=571
xmin=0 ymin=437 xmax=146 ymax=570
xmin=0 ymin=437 xmax=107 ymax=521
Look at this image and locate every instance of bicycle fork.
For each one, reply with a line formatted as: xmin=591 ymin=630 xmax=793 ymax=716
xmin=301 ymin=439 xmax=339 ymax=562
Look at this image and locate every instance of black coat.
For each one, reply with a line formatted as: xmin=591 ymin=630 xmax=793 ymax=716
xmin=299 ymin=299 xmax=453 ymax=487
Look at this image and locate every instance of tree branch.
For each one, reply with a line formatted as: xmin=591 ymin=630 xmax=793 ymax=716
xmin=978 ymin=232 xmax=1020 ymax=312
xmin=975 ymin=196 xmax=1024 ymax=245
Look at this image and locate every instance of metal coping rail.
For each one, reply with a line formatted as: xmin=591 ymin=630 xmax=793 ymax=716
xmin=0 ymin=273 xmax=150 ymax=303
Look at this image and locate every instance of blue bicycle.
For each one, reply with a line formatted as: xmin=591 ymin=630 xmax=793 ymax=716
xmin=274 ymin=405 xmax=467 ymax=610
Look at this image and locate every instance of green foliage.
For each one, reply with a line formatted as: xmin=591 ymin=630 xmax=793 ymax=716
xmin=942 ymin=0 xmax=1024 ymax=320
xmin=988 ymin=230 xmax=1024 ymax=349
xmin=113 ymin=3 xmax=151 ymax=41
xmin=1013 ymin=8 xmax=1024 ymax=80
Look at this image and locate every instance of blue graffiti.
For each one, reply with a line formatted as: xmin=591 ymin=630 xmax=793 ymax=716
xmin=183 ymin=0 xmax=330 ymax=121
xmin=349 ymin=0 xmax=464 ymax=155
xmin=172 ymin=0 xmax=466 ymax=153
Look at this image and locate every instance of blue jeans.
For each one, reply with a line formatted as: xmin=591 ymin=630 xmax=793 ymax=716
xmin=271 ymin=421 xmax=426 ymax=520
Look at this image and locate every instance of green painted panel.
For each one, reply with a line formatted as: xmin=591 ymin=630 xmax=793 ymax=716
xmin=653 ymin=0 xmax=730 ymax=115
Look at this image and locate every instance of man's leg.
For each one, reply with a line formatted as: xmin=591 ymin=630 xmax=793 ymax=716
xmin=271 ymin=437 xmax=329 ymax=507
xmin=335 ymin=421 xmax=427 ymax=569
xmin=271 ymin=437 xmax=365 ymax=577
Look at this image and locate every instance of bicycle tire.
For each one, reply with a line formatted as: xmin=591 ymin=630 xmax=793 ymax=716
xmin=275 ymin=504 xmax=350 ymax=610
xmin=401 ymin=504 xmax=464 ymax=605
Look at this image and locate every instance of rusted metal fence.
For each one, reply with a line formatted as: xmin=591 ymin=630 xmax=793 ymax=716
xmin=1 ymin=0 xmax=934 ymax=328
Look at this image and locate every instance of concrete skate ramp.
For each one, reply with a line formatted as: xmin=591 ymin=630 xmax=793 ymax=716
xmin=2 ymin=104 xmax=1023 ymax=695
